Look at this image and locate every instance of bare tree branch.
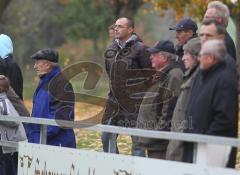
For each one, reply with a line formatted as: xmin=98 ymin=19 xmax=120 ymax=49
xmin=0 ymin=0 xmax=11 ymax=18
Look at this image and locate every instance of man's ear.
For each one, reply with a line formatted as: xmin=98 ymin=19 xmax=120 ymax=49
xmin=187 ymin=30 xmax=194 ymax=37
xmin=46 ymin=62 xmax=52 ymax=70
xmin=216 ymin=17 xmax=223 ymax=24
xmin=128 ymin=27 xmax=134 ymax=34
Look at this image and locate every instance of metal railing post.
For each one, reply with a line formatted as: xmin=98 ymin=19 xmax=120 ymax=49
xmin=195 ymin=143 xmax=232 ymax=167
xmin=194 ymin=143 xmax=207 ymax=166
xmin=108 ymin=133 xmax=117 ymax=153
xmin=40 ymin=125 xmax=47 ymax=144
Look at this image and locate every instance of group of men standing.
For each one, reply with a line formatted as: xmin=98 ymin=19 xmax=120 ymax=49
xmin=102 ymin=0 xmax=238 ymax=168
xmin=0 ymin=0 xmax=238 ymax=174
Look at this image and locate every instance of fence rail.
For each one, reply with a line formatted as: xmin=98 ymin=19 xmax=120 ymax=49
xmin=0 ymin=115 xmax=239 ymax=148
xmin=0 ymin=115 xmax=240 ymax=170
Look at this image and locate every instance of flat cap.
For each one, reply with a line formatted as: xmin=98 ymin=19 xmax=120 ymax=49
xmin=31 ymin=48 xmax=59 ymax=63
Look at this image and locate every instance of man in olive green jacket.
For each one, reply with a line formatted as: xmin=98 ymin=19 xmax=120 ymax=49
xmin=136 ymin=40 xmax=183 ymax=159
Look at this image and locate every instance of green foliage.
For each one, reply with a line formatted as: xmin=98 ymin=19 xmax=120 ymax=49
xmin=60 ymin=0 xmax=114 ymax=42
xmin=0 ymin=0 xmax=66 ymax=66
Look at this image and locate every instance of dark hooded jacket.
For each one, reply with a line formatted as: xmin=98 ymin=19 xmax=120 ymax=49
xmin=0 ymin=34 xmax=23 ymax=100
xmin=103 ymin=34 xmax=152 ymax=127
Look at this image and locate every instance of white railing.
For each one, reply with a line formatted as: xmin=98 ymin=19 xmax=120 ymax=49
xmin=0 ymin=115 xmax=239 ymax=169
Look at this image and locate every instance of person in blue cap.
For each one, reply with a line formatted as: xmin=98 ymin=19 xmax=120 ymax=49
xmin=169 ymin=18 xmax=198 ymax=72
xmin=135 ymin=40 xmax=183 ymax=159
xmin=27 ymin=48 xmax=76 ymax=148
xmin=0 ymin=34 xmax=23 ymax=100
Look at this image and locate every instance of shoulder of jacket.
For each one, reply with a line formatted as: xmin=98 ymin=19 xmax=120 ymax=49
xmin=169 ymin=67 xmax=183 ymax=76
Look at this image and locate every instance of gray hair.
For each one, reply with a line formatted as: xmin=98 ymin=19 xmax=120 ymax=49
xmin=207 ymin=1 xmax=230 ymax=27
xmin=201 ymin=39 xmax=226 ymax=61
xmin=161 ymin=51 xmax=176 ymax=61
xmin=47 ymin=60 xmax=59 ymax=68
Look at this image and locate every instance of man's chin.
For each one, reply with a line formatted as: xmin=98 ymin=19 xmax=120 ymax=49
xmin=36 ymin=72 xmax=44 ymax=78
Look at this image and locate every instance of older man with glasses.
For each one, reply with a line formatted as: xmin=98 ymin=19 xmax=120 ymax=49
xmin=182 ymin=39 xmax=238 ymax=168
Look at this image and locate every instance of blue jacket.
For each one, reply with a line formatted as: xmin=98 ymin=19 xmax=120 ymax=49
xmin=27 ymin=66 xmax=76 ymax=148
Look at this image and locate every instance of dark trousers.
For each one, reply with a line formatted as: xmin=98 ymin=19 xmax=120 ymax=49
xmin=0 ymin=150 xmax=18 ymax=175
xmin=147 ymin=150 xmax=166 ymax=159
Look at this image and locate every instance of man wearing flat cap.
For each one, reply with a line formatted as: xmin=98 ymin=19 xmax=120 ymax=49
xmin=27 ymin=48 xmax=76 ymax=148
xmin=169 ymin=17 xmax=198 ymax=72
xmin=136 ymin=40 xmax=183 ymax=159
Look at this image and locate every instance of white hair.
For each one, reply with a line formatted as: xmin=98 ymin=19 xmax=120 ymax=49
xmin=201 ymin=39 xmax=226 ymax=61
xmin=207 ymin=1 xmax=230 ymax=27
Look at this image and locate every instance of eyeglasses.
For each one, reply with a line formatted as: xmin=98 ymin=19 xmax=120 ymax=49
xmin=113 ymin=25 xmax=129 ymax=29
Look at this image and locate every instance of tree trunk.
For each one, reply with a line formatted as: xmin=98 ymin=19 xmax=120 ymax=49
xmin=111 ymin=0 xmax=143 ymax=19
xmin=0 ymin=0 xmax=11 ymax=18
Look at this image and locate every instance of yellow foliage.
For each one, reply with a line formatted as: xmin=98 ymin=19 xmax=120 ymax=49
xmin=147 ymin=0 xmax=240 ymax=20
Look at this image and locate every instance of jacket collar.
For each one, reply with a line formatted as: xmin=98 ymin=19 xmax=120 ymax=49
xmin=0 ymin=92 xmax=7 ymax=100
xmin=200 ymin=60 xmax=225 ymax=78
xmin=183 ymin=63 xmax=199 ymax=79
xmin=115 ymin=33 xmax=141 ymax=48
xmin=35 ymin=66 xmax=61 ymax=94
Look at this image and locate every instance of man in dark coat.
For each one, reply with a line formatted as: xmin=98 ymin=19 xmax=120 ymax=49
xmin=0 ymin=34 xmax=23 ymax=100
xmin=199 ymin=18 xmax=237 ymax=168
xmin=183 ymin=39 xmax=238 ymax=168
xmin=169 ymin=18 xmax=198 ymax=72
xmin=204 ymin=0 xmax=236 ymax=60
xmin=102 ymin=17 xmax=152 ymax=156
xmin=136 ymin=40 xmax=183 ymax=159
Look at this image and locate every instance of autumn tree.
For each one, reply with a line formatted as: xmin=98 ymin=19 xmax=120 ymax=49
xmin=59 ymin=0 xmax=115 ymax=58
xmin=106 ymin=0 xmax=144 ymax=18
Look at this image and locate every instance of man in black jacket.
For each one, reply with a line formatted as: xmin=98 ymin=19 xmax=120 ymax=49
xmin=183 ymin=39 xmax=238 ymax=167
xmin=203 ymin=0 xmax=236 ymax=60
xmin=102 ymin=17 xmax=152 ymax=156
